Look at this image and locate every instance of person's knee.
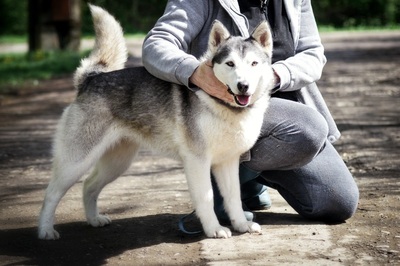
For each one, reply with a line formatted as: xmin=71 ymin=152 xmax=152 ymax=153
xmin=246 ymin=104 xmax=329 ymax=171
xmin=304 ymin=182 xmax=359 ymax=222
xmin=317 ymin=197 xmax=358 ymax=222
xmin=288 ymin=108 xmax=329 ymax=168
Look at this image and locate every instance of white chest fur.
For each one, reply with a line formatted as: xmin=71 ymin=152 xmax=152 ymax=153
xmin=197 ymin=95 xmax=268 ymax=164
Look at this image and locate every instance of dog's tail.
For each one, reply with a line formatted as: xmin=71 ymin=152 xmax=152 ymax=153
xmin=74 ymin=4 xmax=128 ymax=88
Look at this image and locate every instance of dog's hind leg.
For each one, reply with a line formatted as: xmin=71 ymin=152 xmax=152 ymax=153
xmin=38 ymin=108 xmax=115 ymax=240
xmin=83 ymin=139 xmax=138 ymax=227
xmin=212 ymin=158 xmax=262 ymax=234
xmin=38 ymin=150 xmax=99 ymax=240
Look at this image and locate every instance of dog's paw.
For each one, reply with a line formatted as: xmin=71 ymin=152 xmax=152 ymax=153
xmin=87 ymin=214 xmax=111 ymax=227
xmin=233 ymin=221 xmax=262 ymax=234
xmin=204 ymin=225 xmax=232 ymax=239
xmin=38 ymin=227 xmax=60 ymax=240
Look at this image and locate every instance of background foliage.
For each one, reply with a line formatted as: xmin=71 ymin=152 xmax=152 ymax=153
xmin=0 ymin=0 xmax=398 ymax=90
xmin=312 ymin=0 xmax=400 ymax=28
xmin=80 ymin=0 xmax=168 ymax=34
xmin=0 ymin=1 xmax=28 ymax=35
xmin=0 ymin=0 xmax=399 ymax=36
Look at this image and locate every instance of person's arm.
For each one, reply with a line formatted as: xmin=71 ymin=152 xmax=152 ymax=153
xmin=272 ymin=0 xmax=327 ymax=92
xmin=142 ymin=0 xmax=205 ymax=87
xmin=142 ymin=0 xmax=233 ymax=102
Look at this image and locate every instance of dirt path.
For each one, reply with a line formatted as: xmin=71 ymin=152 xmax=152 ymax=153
xmin=0 ymin=31 xmax=399 ymax=265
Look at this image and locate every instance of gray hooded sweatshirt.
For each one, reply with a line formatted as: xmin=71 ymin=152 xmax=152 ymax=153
xmin=142 ymin=0 xmax=340 ymax=143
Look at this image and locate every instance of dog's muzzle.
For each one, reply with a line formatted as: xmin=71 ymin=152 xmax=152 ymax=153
xmin=227 ymin=86 xmax=251 ymax=107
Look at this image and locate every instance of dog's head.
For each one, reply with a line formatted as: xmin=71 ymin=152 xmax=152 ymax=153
xmin=206 ymin=20 xmax=273 ymax=108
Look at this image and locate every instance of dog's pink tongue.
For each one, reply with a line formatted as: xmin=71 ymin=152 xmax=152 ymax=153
xmin=236 ymin=95 xmax=250 ymax=106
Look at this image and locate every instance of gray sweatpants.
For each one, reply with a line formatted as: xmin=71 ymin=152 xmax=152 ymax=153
xmin=241 ymin=97 xmax=359 ymax=222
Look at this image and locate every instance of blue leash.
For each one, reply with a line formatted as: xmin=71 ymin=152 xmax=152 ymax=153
xmin=178 ymin=211 xmax=203 ymax=235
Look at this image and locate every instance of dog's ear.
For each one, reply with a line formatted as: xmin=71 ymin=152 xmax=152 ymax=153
xmin=251 ymin=22 xmax=273 ymax=58
xmin=208 ymin=20 xmax=231 ymax=53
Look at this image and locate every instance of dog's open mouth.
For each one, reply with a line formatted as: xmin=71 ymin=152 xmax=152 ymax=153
xmin=227 ymin=87 xmax=251 ymax=107
xmin=235 ymin=95 xmax=251 ymax=106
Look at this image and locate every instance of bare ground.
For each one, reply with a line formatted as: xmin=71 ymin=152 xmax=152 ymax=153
xmin=0 ymin=31 xmax=399 ymax=265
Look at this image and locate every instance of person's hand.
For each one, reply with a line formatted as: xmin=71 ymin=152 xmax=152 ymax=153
xmin=189 ymin=60 xmax=234 ymax=103
xmin=273 ymin=70 xmax=281 ymax=88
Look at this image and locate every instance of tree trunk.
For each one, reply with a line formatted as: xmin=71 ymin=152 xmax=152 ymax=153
xmin=66 ymin=0 xmax=81 ymax=51
xmin=28 ymin=0 xmax=42 ymax=52
xmin=28 ymin=0 xmax=81 ymax=52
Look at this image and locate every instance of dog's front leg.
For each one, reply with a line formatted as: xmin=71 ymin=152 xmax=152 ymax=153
xmin=212 ymin=158 xmax=262 ymax=235
xmin=183 ymin=156 xmax=232 ymax=238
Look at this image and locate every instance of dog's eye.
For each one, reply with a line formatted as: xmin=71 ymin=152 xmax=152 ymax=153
xmin=226 ymin=61 xmax=235 ymax=67
xmin=251 ymin=61 xmax=258 ymax=66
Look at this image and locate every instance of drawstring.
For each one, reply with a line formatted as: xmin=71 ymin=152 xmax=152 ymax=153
xmin=260 ymin=0 xmax=269 ymax=20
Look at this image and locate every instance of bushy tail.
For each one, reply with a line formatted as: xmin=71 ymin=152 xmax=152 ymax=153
xmin=74 ymin=4 xmax=128 ymax=88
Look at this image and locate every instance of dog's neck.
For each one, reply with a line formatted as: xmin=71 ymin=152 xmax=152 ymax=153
xmin=210 ymin=94 xmax=251 ymax=112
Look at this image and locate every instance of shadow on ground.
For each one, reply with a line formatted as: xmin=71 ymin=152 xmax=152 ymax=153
xmin=0 ymin=211 xmax=325 ymax=266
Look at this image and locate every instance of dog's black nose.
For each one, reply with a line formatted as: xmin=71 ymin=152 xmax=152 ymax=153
xmin=237 ymin=82 xmax=249 ymax=93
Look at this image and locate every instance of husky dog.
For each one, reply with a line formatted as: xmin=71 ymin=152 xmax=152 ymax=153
xmin=38 ymin=5 xmax=274 ymax=239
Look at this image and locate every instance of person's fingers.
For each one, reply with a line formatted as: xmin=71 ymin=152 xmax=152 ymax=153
xmin=190 ymin=62 xmax=234 ymax=103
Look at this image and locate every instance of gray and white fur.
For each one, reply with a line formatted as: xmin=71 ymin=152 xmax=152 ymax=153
xmin=38 ymin=4 xmax=274 ymax=239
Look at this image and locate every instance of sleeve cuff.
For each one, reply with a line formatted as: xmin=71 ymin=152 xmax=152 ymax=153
xmin=175 ymin=57 xmax=201 ymax=88
xmin=272 ymin=63 xmax=291 ymax=91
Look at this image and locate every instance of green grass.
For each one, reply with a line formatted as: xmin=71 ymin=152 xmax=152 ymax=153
xmin=0 ymin=50 xmax=89 ymax=93
xmin=318 ymin=24 xmax=400 ymax=32
xmin=0 ymin=34 xmax=147 ymax=94
xmin=0 ymin=33 xmax=146 ymax=43
xmin=0 ymin=35 xmax=27 ymax=44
